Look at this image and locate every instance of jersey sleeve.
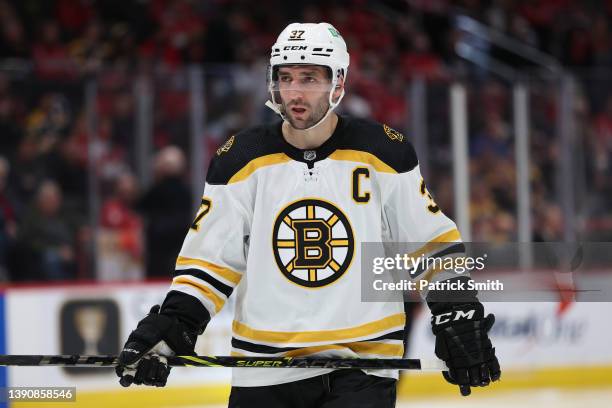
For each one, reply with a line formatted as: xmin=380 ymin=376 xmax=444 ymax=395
xmin=160 ymin=154 xmax=252 ymax=332
xmin=381 ymin=143 xmax=465 ymax=290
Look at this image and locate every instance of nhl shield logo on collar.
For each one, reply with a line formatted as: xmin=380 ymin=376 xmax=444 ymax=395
xmin=304 ymin=150 xmax=316 ymax=161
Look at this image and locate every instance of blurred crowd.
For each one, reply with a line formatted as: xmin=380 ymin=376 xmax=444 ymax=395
xmin=0 ymin=0 xmax=611 ymax=281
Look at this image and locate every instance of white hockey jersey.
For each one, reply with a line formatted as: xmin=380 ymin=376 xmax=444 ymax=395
xmin=164 ymin=115 xmax=461 ymax=386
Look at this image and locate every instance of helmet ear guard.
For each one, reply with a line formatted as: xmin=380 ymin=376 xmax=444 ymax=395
xmin=330 ymin=68 xmax=346 ymax=104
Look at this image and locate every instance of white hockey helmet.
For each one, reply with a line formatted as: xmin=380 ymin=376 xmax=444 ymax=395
xmin=266 ymin=22 xmax=350 ymax=129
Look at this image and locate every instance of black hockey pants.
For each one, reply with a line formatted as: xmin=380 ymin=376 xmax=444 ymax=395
xmin=228 ymin=369 xmax=396 ymax=408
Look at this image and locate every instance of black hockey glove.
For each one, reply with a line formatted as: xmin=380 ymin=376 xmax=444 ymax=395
xmin=429 ymin=301 xmax=501 ymax=396
xmin=116 ymin=305 xmax=198 ymax=387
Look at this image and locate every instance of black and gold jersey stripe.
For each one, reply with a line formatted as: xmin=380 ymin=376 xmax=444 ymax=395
xmin=230 ymin=329 xmax=406 ymax=355
xmin=232 ymin=313 xmax=405 ymax=345
xmin=206 ymin=115 xmax=418 ymax=185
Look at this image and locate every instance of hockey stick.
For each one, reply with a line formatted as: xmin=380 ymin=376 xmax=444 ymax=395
xmin=0 ymin=355 xmax=447 ymax=371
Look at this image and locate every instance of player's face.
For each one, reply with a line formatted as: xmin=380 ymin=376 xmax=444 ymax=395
xmin=276 ymin=66 xmax=333 ymax=129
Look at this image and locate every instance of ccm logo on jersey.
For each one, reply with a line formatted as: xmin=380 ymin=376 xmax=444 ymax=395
xmin=433 ymin=309 xmax=476 ymax=326
xmin=272 ymin=198 xmax=354 ymax=288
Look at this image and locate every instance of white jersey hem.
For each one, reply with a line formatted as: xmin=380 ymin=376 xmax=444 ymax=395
xmin=230 ymin=368 xmax=399 ymax=387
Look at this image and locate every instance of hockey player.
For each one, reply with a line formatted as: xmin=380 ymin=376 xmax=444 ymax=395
xmin=116 ymin=22 xmax=500 ymax=406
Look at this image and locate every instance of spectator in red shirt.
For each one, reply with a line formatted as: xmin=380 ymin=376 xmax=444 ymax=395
xmin=32 ymin=20 xmax=75 ymax=80
xmin=98 ymin=171 xmax=143 ymax=281
xmin=401 ymin=31 xmax=446 ymax=80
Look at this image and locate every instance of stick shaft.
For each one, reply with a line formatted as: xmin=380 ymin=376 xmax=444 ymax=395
xmin=0 ymin=355 xmax=446 ymax=371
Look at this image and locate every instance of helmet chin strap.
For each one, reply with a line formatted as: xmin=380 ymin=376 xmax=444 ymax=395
xmin=265 ymin=87 xmax=345 ymax=132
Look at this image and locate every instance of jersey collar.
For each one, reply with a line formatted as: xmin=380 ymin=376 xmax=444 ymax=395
xmin=275 ymin=115 xmax=346 ymax=166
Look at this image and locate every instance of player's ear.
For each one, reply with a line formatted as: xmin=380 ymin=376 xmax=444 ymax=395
xmin=332 ymin=74 xmax=345 ymax=103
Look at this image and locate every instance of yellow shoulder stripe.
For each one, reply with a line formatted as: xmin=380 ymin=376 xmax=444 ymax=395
xmin=233 ymin=313 xmax=406 ymax=344
xmin=228 ymin=153 xmax=292 ymax=184
xmin=226 ymin=149 xmax=400 ymax=181
xmin=328 ymin=150 xmax=397 ymax=173
xmin=176 ymin=256 xmax=242 ymax=286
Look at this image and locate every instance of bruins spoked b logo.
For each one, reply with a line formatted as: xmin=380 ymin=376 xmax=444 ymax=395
xmin=273 ymin=199 xmax=354 ymax=288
